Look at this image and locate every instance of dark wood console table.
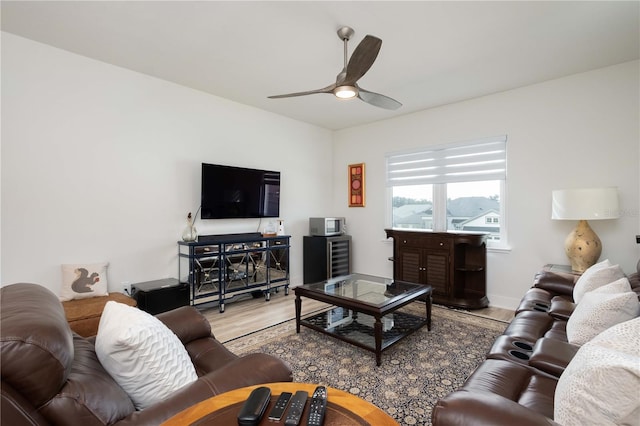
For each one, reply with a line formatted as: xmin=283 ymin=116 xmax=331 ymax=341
xmin=385 ymin=228 xmax=488 ymax=309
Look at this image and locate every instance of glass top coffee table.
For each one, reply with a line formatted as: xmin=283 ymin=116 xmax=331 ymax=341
xmin=295 ymin=274 xmax=432 ymax=366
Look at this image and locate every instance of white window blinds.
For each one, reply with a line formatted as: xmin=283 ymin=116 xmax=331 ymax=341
xmin=386 ymin=135 xmax=507 ymax=186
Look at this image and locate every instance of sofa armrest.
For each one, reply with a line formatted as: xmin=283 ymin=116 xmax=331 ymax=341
xmin=115 ymin=353 xmax=292 ymax=426
xmin=533 ymin=271 xmax=577 ymax=298
xmin=183 ymin=336 xmax=239 ymax=376
xmin=197 ymin=353 xmax=293 ymax=395
xmin=432 ymin=390 xmax=560 ymax=426
xmin=156 ymin=306 xmax=212 ymax=344
xmin=1 ymin=381 xmax=51 ymax=426
xmin=548 ymin=298 xmax=575 ymax=321
xmin=529 ymin=338 xmax=580 ymax=377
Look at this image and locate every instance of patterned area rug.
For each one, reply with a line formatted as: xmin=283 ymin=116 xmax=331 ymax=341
xmin=224 ymin=304 xmax=508 ymax=425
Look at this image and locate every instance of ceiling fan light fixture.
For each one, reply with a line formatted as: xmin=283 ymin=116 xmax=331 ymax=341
xmin=268 ymin=27 xmax=401 ymax=109
xmin=334 ymin=85 xmax=358 ymax=99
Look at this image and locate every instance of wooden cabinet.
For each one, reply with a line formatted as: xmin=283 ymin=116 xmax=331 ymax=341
xmin=385 ymin=229 xmax=488 ymax=309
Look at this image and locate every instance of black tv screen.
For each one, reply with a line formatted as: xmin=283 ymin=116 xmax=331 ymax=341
xmin=201 ymin=163 xmax=280 ymax=219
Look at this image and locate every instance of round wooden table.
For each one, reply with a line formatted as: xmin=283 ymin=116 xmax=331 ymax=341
xmin=162 ymin=382 xmax=399 ymax=425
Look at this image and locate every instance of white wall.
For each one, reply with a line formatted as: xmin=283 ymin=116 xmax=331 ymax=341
xmin=332 ymin=61 xmax=640 ymax=309
xmin=3 ymin=34 xmax=639 ymax=309
xmin=1 ymin=33 xmax=334 ymax=294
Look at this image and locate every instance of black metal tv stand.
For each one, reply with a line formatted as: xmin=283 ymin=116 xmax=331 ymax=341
xmin=178 ymin=233 xmax=290 ymax=312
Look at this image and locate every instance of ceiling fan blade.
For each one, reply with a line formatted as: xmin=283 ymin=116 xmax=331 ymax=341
xmin=268 ymin=84 xmax=335 ymax=99
xmin=357 ymin=87 xmax=402 ymax=110
xmin=342 ymin=35 xmax=382 ymax=85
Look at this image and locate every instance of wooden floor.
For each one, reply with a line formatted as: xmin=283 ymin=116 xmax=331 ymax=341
xmin=200 ymin=290 xmax=513 ymax=343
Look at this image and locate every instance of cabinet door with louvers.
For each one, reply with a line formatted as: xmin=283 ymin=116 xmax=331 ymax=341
xmin=424 ymin=251 xmax=450 ymax=297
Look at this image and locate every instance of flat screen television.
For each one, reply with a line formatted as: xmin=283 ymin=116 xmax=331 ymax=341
xmin=201 ymin=163 xmax=280 ymax=219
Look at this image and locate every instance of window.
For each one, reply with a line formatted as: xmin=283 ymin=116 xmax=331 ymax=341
xmin=386 ymin=136 xmax=507 ymax=247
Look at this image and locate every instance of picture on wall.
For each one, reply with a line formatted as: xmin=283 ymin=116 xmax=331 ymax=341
xmin=349 ymin=163 xmax=365 ymax=207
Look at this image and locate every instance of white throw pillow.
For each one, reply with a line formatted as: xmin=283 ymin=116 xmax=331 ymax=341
xmin=590 ymin=277 xmax=633 ymax=294
xmin=60 ymin=263 xmax=109 ymax=301
xmin=555 ymin=317 xmax=640 ymax=425
xmin=95 ymin=301 xmax=197 ymax=410
xmin=566 ymin=279 xmax=639 ymax=346
xmin=572 ymin=260 xmax=625 ymax=303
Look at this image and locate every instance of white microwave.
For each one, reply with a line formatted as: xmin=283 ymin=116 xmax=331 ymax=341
xmin=309 ymin=217 xmax=346 ymax=236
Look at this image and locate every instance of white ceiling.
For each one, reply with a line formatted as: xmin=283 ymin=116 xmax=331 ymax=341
xmin=2 ymin=1 xmax=638 ymax=130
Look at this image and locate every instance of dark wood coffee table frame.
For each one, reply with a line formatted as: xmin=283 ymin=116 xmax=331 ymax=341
xmin=295 ymin=276 xmax=432 ymax=366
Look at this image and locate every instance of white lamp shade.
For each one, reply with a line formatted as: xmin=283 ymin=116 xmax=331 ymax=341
xmin=551 ymin=187 xmax=620 ymax=220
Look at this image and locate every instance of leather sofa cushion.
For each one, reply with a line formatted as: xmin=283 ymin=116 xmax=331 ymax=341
xmin=548 ymin=297 xmax=575 ymax=321
xmin=543 ymin=320 xmax=567 ymax=341
xmin=1 ymin=283 xmax=74 ymax=407
xmin=156 ymin=306 xmax=212 ymax=344
xmin=40 ymin=335 xmax=135 ymax=426
xmin=528 ymin=338 xmax=580 ymax=377
xmin=532 ymin=271 xmax=577 ymax=297
xmin=461 ymin=359 xmax=557 ymax=418
xmin=115 ymin=353 xmax=294 ymax=425
xmin=431 ymin=390 xmax=560 ymax=426
xmin=515 ymin=288 xmax=573 ymax=317
xmin=502 ymin=311 xmax=555 ymax=342
xmin=184 ymin=337 xmax=239 ymax=375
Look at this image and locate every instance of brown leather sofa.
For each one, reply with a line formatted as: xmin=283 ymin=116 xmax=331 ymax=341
xmin=1 ymin=283 xmax=293 ymax=426
xmin=431 ymin=265 xmax=640 ymax=425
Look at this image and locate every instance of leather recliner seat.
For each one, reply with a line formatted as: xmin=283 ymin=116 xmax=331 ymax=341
xmin=1 ymin=283 xmax=293 ymax=426
xmin=432 ymin=265 xmax=640 ymax=425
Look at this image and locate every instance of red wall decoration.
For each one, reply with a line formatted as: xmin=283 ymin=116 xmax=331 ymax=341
xmin=348 ymin=163 xmax=365 ymax=207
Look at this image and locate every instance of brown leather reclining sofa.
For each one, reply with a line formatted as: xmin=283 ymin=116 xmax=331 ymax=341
xmin=432 ymin=264 xmax=640 ymax=425
xmin=1 ymin=283 xmax=293 ymax=426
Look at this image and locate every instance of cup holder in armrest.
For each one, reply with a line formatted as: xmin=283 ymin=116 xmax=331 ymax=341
xmin=508 ymin=350 xmax=531 ymax=360
xmin=512 ymin=341 xmax=534 ymax=351
xmin=532 ymin=301 xmax=550 ymax=311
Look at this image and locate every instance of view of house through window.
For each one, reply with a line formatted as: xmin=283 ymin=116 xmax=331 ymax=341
xmin=392 ymin=184 xmax=434 ymax=230
xmin=387 ymin=136 xmax=507 ymax=247
xmin=392 ymin=181 xmax=501 ymax=241
xmin=446 ymin=181 xmax=501 ymax=241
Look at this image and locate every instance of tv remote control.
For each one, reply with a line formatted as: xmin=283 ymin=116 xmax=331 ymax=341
xmin=267 ymin=391 xmax=292 ymax=421
xmin=283 ymin=390 xmax=308 ymax=426
xmin=306 ymin=386 xmax=328 ymax=426
xmin=237 ymin=386 xmax=271 ymax=426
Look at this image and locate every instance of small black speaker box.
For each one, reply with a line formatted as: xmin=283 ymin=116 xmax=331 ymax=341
xmin=131 ymin=278 xmax=189 ymax=315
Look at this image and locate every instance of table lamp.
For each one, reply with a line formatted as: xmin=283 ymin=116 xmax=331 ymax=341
xmin=551 ymin=187 xmax=619 ymax=273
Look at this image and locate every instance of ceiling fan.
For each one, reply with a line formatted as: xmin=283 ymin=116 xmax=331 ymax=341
xmin=268 ymin=26 xmax=402 ymax=110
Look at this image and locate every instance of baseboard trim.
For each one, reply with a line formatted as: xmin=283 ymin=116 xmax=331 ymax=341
xmin=486 ymin=294 xmax=520 ymax=311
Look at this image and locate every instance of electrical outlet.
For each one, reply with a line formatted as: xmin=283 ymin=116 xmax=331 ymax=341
xmin=121 ymin=281 xmax=131 ymax=295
